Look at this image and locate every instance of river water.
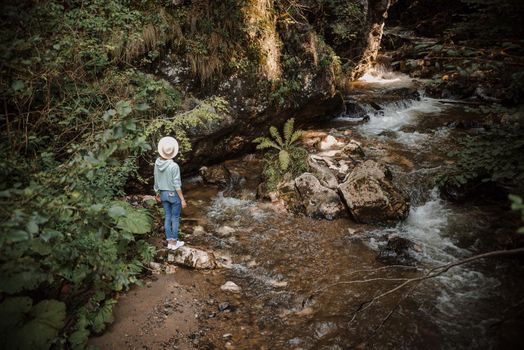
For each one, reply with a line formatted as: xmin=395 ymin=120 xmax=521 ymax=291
xmin=176 ymin=68 xmax=523 ymax=349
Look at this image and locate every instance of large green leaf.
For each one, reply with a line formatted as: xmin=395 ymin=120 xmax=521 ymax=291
xmin=279 ymin=150 xmax=290 ymax=171
xmin=17 ymin=299 xmax=66 ymax=350
xmin=253 ymin=138 xmax=281 ymax=151
xmin=289 ymin=129 xmax=303 ymax=145
xmin=0 ymin=298 xmax=66 ymax=350
xmin=0 ymin=259 xmax=48 ymax=294
xmin=90 ymin=299 xmax=116 ymax=333
xmin=115 ymin=100 xmax=132 ymax=117
xmin=269 ymin=126 xmax=284 ymax=147
xmin=0 ymin=297 xmax=33 ymax=331
xmin=117 ymin=208 xmax=151 ymax=234
xmin=108 ymin=203 xmax=126 ymax=220
xmin=283 ymin=118 xmax=295 ymax=145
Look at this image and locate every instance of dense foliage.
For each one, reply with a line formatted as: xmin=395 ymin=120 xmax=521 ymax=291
xmin=253 ymin=118 xmax=309 ymax=190
xmin=0 ymin=0 xmax=211 ymax=348
xmin=439 ymin=107 xmax=524 ymax=199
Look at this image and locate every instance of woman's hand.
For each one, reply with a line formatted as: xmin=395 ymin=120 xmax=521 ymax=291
xmin=155 ymin=194 xmax=160 ymax=203
xmin=181 ymin=199 xmax=187 ymax=209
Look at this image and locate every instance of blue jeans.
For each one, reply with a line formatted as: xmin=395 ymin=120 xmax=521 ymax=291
xmin=160 ymin=190 xmax=181 ymax=241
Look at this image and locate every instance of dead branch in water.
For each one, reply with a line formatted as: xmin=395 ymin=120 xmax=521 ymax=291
xmin=311 ymin=247 xmax=524 ymax=347
xmin=307 ymin=247 xmax=524 ymax=306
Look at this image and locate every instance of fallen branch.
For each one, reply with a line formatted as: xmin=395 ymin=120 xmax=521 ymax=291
xmin=308 ymin=247 xmax=524 ymax=303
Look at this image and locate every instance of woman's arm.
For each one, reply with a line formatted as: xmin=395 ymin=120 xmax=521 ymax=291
xmin=172 ymin=163 xmax=186 ymax=208
xmin=176 ymin=188 xmax=187 ymax=208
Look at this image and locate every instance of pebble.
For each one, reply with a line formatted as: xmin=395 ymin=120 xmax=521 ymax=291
xmin=220 ymin=281 xmax=241 ymax=293
xmin=223 ymin=333 xmax=233 ymax=340
xmin=164 ymin=265 xmax=177 ymax=274
xmin=269 ymin=280 xmax=288 ymax=288
xmin=167 ymin=254 xmax=175 ymax=262
xmin=218 ymin=302 xmax=232 ymax=312
xmin=193 ymin=225 xmax=206 ymax=235
xmin=149 ymin=262 xmax=162 ymax=271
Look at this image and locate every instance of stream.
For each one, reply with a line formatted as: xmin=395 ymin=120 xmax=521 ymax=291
xmin=188 ymin=67 xmax=523 ymax=349
xmin=94 ymin=67 xmax=524 ymax=349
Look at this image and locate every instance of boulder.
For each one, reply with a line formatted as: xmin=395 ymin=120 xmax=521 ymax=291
xmin=307 ymin=156 xmax=339 ymax=189
xmin=199 ymin=164 xmax=246 ymax=196
xmin=170 ymin=246 xmax=218 ymax=269
xmin=318 ymin=135 xmax=345 ymax=151
xmin=199 ymin=164 xmax=230 ymax=187
xmin=294 ymin=173 xmax=347 ymax=220
xmin=338 ymin=160 xmax=410 ymax=224
xmin=376 ymin=235 xmax=417 ymax=265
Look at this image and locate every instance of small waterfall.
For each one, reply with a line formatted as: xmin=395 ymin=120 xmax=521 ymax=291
xmin=359 ymin=65 xmax=409 ymax=84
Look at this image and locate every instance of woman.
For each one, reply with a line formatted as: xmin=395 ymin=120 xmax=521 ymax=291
xmin=154 ymin=136 xmax=187 ymax=250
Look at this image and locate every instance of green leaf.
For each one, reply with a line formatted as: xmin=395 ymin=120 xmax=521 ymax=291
xmin=17 ymin=300 xmax=66 ymax=350
xmin=283 ymin=118 xmax=295 ymax=145
xmin=279 ymin=150 xmax=290 ymax=171
xmin=0 ymin=298 xmax=65 ymax=350
xmin=135 ymin=103 xmax=150 ymax=111
xmin=269 ymin=126 xmax=284 ymax=147
xmin=68 ymin=329 xmax=90 ymax=349
xmin=26 ymin=221 xmax=39 ymax=235
xmin=115 ymin=100 xmax=132 ymax=117
xmin=254 ymin=138 xmax=281 ymax=151
xmin=6 ymin=230 xmax=30 ymax=243
xmin=117 ymin=209 xmax=151 ymax=234
xmin=0 ymin=259 xmax=48 ymax=294
xmin=90 ymin=299 xmax=116 ymax=333
xmin=108 ymin=204 xmax=126 ymax=220
xmin=11 ymin=80 xmax=25 ymax=92
xmin=0 ymin=296 xmax=33 ymax=330
xmin=289 ymin=129 xmax=303 ymax=145
xmin=30 ymin=239 xmax=53 ymax=256
xmin=102 ymin=109 xmax=116 ymax=121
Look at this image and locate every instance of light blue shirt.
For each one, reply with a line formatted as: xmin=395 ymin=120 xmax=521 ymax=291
xmin=154 ymin=158 xmax=182 ymax=193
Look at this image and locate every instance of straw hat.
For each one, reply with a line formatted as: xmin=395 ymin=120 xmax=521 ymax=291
xmin=157 ymin=136 xmax=179 ymax=159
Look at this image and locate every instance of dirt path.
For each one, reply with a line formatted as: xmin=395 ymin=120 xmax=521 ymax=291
xmin=89 ymin=270 xmax=197 ymax=349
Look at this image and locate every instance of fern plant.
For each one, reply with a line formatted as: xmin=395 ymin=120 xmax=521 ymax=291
xmin=253 ymin=118 xmax=309 ymax=190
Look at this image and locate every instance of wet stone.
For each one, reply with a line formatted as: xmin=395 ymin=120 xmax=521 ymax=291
xmin=218 ymin=302 xmax=233 ymax=312
xmin=216 ymin=225 xmax=236 ymax=237
xmin=220 ymin=281 xmax=241 ymax=293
